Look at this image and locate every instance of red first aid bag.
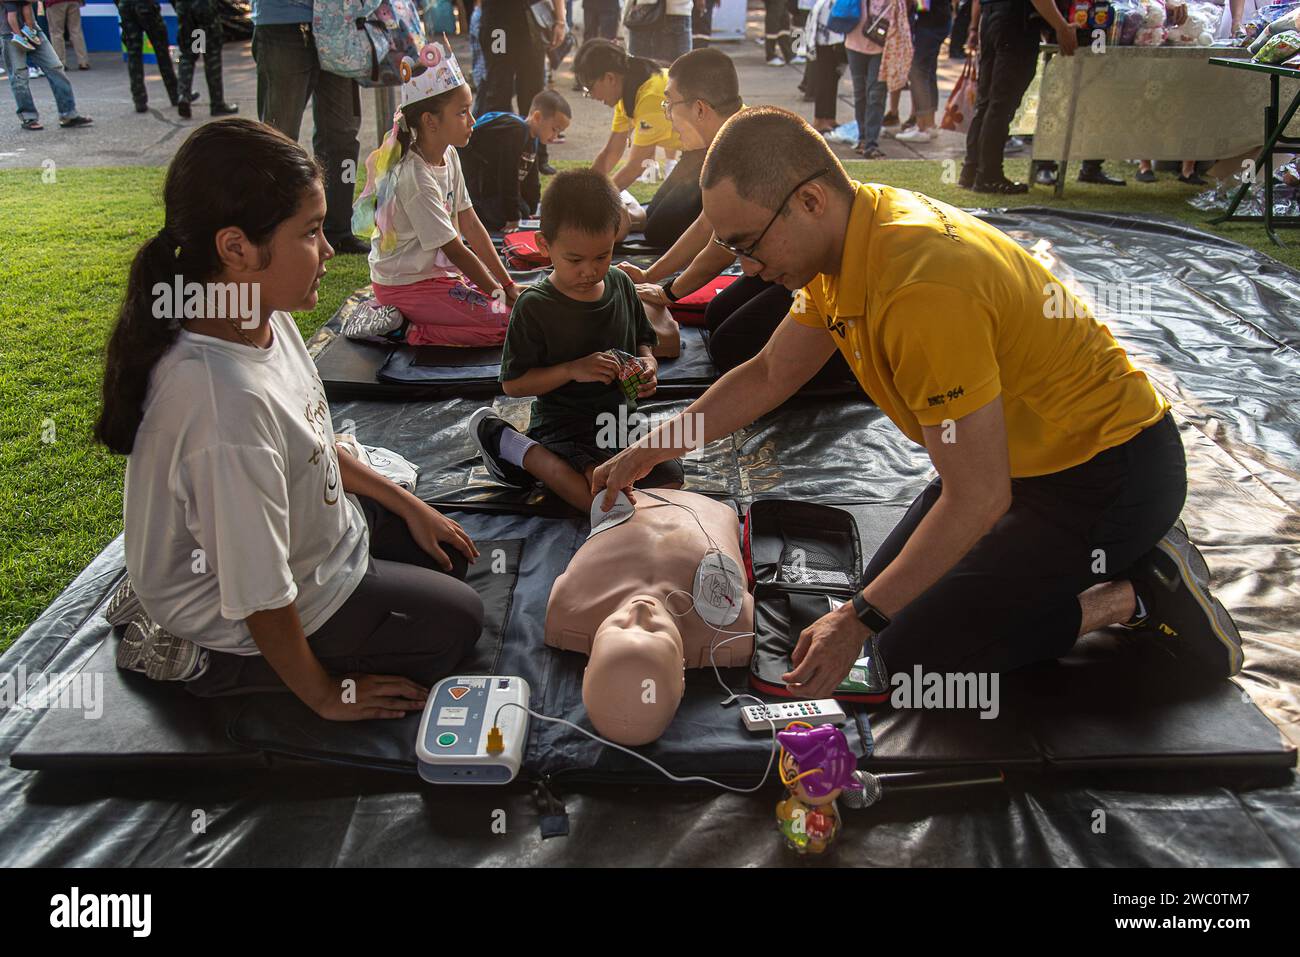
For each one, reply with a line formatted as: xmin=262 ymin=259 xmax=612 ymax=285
xmin=502 ymin=230 xmax=549 ymax=268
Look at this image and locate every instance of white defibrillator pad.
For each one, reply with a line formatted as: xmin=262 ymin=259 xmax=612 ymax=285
xmin=693 ymin=551 xmax=745 ymax=628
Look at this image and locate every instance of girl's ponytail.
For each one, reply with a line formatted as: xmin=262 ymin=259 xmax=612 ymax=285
xmin=95 ymin=230 xmax=185 ymax=454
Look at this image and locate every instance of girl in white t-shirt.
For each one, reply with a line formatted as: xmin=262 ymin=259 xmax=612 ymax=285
xmin=354 ymin=46 xmax=520 ymax=348
xmin=96 ymin=118 xmax=484 ymax=719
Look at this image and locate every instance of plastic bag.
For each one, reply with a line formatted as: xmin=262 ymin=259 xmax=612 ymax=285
xmin=1247 ymin=7 xmax=1300 ymax=51
xmin=1109 ymin=0 xmax=1142 ymax=44
xmin=1134 ymin=24 xmax=1166 ymax=44
xmin=1242 ymin=1 xmax=1300 ymax=42
xmin=941 ymin=57 xmax=978 ymax=133
xmin=1254 ymin=28 xmax=1300 ymax=60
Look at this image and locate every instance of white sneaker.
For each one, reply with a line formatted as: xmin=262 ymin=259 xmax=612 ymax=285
xmin=895 ymin=128 xmax=938 ymax=143
xmin=790 ymin=54 xmax=807 ymax=64
xmin=766 ymin=57 xmax=785 ymax=67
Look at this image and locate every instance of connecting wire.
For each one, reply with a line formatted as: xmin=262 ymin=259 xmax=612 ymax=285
xmin=491 ymin=700 xmax=779 ymax=794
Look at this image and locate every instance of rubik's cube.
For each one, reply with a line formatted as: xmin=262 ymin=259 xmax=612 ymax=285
xmin=607 ymin=349 xmax=645 ymax=402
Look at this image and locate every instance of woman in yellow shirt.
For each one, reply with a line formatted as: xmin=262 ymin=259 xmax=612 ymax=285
xmin=576 ymin=39 xmax=684 ymax=195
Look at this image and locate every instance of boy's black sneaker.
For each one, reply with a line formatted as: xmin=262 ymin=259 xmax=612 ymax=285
xmin=1122 ymin=521 xmax=1244 ymax=677
xmin=468 ymin=407 xmax=531 ymax=487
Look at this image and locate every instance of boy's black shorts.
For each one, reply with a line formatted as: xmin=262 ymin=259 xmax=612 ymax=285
xmin=498 ymin=415 xmax=685 ymax=490
xmin=4 ymin=2 xmax=33 ymax=15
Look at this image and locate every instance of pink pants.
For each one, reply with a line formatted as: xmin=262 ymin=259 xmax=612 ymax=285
xmin=372 ymin=276 xmax=510 ymax=347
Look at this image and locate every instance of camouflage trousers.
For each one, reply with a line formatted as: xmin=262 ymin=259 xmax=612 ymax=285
xmin=174 ymin=0 xmax=225 ymax=105
xmin=115 ymin=0 xmax=178 ymax=107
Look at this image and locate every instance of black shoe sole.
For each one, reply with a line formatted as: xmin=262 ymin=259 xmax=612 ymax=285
xmin=1133 ymin=525 xmax=1244 ymax=677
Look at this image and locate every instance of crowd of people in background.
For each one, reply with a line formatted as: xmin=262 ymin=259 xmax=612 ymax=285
xmin=4 ymin=0 xmax=1225 ymax=195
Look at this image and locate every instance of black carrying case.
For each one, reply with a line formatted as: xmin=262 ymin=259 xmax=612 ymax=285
xmin=741 ymin=500 xmax=890 ymax=704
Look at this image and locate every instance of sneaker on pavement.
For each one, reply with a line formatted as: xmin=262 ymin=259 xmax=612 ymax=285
xmin=1123 ymin=521 xmax=1244 ymax=677
xmin=895 ymin=128 xmax=937 ymax=143
xmin=766 ymin=57 xmax=784 ymax=66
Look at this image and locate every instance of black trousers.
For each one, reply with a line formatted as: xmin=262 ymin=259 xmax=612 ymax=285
xmin=115 ymin=0 xmax=178 ymax=107
xmin=704 ymin=274 xmax=855 ymax=391
xmin=863 ymin=413 xmax=1186 ymax=676
xmin=475 ymin=4 xmax=545 ymax=121
xmin=764 ymin=0 xmax=794 ymax=60
xmin=174 ymin=0 xmax=225 ymax=105
xmin=810 ymin=43 xmax=846 ymax=121
xmin=643 ymin=149 xmax=705 ymax=249
xmin=949 ymin=0 xmax=972 ymax=54
xmin=963 ymin=1 xmax=1039 ymax=184
xmin=188 ymin=497 xmax=484 ymax=697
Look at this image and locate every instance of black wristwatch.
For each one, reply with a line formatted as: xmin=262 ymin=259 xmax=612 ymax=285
xmin=851 ymin=592 xmax=891 ymax=634
xmin=660 ymin=279 xmax=681 ymax=302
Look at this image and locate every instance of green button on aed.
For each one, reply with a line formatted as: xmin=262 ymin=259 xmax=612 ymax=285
xmin=436 ymin=732 xmax=458 ymax=747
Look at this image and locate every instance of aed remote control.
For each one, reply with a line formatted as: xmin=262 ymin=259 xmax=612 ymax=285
xmin=742 ymin=699 xmax=847 ymax=732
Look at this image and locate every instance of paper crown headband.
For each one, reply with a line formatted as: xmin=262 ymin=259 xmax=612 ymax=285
xmin=399 ymin=41 xmax=467 ymax=110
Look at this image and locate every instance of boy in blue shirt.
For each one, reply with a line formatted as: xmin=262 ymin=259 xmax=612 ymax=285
xmin=459 ymin=89 xmax=572 ymax=233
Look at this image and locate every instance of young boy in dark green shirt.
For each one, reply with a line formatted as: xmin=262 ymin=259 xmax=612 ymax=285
xmin=468 ymin=169 xmax=684 ymax=513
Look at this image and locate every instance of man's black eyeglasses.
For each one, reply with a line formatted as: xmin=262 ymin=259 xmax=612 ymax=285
xmin=712 ymin=168 xmax=829 ymax=265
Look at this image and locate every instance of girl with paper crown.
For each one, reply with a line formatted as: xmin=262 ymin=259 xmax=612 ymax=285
xmin=352 ymin=40 xmax=521 ymax=347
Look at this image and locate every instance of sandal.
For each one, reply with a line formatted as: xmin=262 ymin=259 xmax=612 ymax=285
xmin=21 ymin=118 xmax=43 ymax=130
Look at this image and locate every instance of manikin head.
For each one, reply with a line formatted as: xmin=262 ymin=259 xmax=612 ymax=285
xmin=583 ymin=595 xmax=686 ymax=746
xmin=701 ymin=106 xmax=856 ymax=291
xmin=664 ymin=47 xmax=743 ymax=151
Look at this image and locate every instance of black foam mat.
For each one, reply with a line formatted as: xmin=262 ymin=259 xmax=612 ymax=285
xmin=11 ymin=501 xmax=1292 ymax=783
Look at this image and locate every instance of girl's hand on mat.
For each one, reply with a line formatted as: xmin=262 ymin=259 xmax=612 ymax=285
xmin=636 ymin=358 xmax=659 ymax=398
xmin=407 ymin=506 xmax=479 ymax=568
xmin=617 ymin=262 xmax=648 ymax=284
xmin=635 ymin=283 xmax=669 ymax=308
xmin=570 ymin=352 xmax=621 ymax=384
xmin=783 ymin=604 xmax=871 ymax=699
xmin=317 ymin=674 xmax=428 ymax=721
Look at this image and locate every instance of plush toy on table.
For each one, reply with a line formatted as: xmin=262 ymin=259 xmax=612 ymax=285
xmin=775 ymin=723 xmax=863 ymax=855
xmin=1166 ymin=0 xmax=1218 ymax=43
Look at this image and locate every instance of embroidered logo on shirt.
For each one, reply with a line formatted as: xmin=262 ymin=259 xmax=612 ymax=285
xmin=914 ymin=192 xmax=962 ymax=243
xmin=825 ymin=315 xmax=847 ymax=338
xmin=639 ymin=121 xmax=653 ymax=131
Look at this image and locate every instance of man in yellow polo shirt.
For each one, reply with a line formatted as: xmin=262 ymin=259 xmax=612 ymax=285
xmin=592 ymin=106 xmax=1243 ymax=688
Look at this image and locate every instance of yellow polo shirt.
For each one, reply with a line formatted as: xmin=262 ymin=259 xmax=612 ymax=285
xmin=793 ymin=182 xmax=1169 ymax=477
xmin=611 ymin=71 xmax=684 ymax=151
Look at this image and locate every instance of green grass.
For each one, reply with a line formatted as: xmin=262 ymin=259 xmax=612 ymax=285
xmin=0 ymin=159 xmax=1295 ymax=653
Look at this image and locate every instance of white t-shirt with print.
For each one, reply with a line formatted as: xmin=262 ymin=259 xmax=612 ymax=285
xmin=369 ymin=145 xmax=475 ymax=286
xmin=124 ymin=311 xmax=370 ymax=655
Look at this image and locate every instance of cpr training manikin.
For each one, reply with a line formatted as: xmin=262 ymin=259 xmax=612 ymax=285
xmin=545 ymin=489 xmax=755 ymax=746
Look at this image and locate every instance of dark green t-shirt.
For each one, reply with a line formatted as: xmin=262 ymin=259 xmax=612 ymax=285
xmin=499 ymin=267 xmax=657 ymax=430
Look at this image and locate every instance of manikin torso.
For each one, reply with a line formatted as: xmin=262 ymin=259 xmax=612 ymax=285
xmin=545 ymin=488 xmax=756 ymax=744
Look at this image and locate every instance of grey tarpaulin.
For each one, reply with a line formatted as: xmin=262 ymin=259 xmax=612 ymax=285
xmin=1 ymin=208 xmax=1298 ymax=865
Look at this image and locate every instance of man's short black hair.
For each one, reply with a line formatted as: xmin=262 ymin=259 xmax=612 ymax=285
xmin=702 ymin=106 xmax=855 ymax=211
xmin=530 ymin=89 xmax=572 ymax=119
xmin=540 ymin=169 xmax=622 ymax=241
xmin=668 ymin=47 xmax=742 ymax=116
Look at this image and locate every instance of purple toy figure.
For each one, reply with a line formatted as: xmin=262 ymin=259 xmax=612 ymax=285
xmin=775 ymin=723 xmax=862 ymax=854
